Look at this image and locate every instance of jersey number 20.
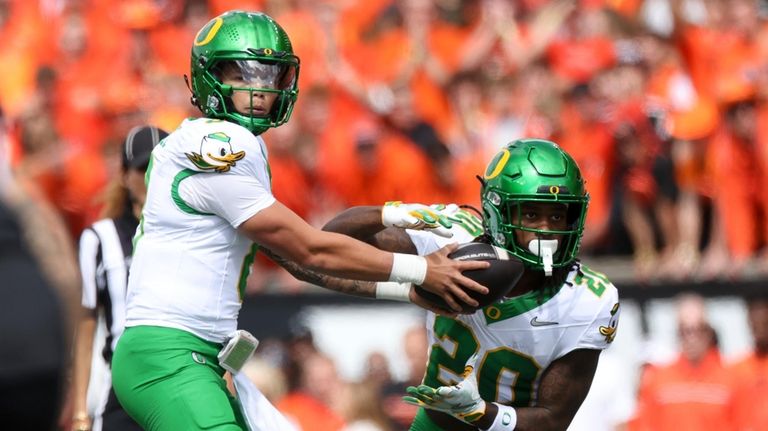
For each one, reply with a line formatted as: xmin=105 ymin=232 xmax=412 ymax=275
xmin=423 ymin=317 xmax=542 ymax=406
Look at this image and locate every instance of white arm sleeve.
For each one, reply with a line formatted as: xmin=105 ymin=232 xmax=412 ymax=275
xmin=78 ymin=228 xmax=100 ymax=309
xmin=407 ymin=225 xmax=477 ymax=256
xmin=407 ymin=229 xmax=442 ymax=256
xmin=179 ymin=173 xmax=276 ymax=228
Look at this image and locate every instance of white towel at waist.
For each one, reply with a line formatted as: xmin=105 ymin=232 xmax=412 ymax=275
xmin=232 ymin=372 xmax=299 ymax=431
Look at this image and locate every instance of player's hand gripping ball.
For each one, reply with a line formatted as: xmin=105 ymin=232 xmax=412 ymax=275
xmin=416 ymin=242 xmax=525 ymax=313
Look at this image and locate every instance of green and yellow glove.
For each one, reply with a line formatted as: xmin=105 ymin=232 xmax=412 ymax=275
xmin=403 ymin=354 xmax=487 ymax=424
xmin=382 ymin=201 xmax=455 ymax=238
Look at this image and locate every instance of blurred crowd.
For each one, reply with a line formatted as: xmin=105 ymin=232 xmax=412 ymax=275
xmin=3 ymin=2 xmax=768 ymax=429
xmin=232 ymin=292 xmax=768 ymax=431
xmin=238 ymin=324 xmax=433 ymax=431
xmin=4 ymin=0 xmax=768 ymax=286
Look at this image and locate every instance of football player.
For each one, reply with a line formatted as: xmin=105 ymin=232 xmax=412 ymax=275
xmin=110 ymin=10 xmax=489 ymax=431
xmin=270 ymin=139 xmax=621 ymax=431
xmin=70 ymin=126 xmax=167 ymax=431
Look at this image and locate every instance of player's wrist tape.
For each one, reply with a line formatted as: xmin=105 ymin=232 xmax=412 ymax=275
xmin=389 ymin=253 xmax=427 ymax=285
xmin=482 ymin=404 xmax=517 ymax=431
xmin=375 ymin=281 xmax=412 ymax=302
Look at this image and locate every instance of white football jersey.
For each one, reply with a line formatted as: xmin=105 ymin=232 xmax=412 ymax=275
xmin=125 ymin=118 xmax=274 ymax=342
xmin=407 ymin=214 xmax=620 ymax=407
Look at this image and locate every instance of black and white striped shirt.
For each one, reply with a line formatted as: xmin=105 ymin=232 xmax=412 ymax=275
xmin=78 ymin=210 xmax=137 ymax=363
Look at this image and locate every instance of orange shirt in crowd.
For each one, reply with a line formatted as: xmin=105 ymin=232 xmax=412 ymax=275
xmin=706 ymin=131 xmax=757 ymax=259
xmin=315 ymin=112 xmax=440 ymax=207
xmin=679 ymin=21 xmax=763 ymax=106
xmin=268 ymin=153 xmax=313 ymax=220
xmin=50 ymin=5 xmax=133 ymax=152
xmin=555 ymin=102 xmax=614 ymax=238
xmin=336 ymin=11 xmax=470 ymax=137
xmin=449 ymin=155 xmax=485 ymax=210
xmin=207 ymin=0 xmax=265 ymax=17
xmin=149 ymin=23 xmax=195 ymax=76
xmin=706 ymin=110 xmax=768 ymax=259
xmin=714 ymin=34 xmax=761 ymax=105
xmin=729 ymin=353 xmax=768 ymax=431
xmin=645 ymin=62 xmax=719 ymax=143
xmin=676 ymin=25 xmax=723 ymax=101
xmin=546 ymin=36 xmax=616 ymax=84
xmin=275 ymin=8 xmax=331 ymax=90
xmin=629 ymin=349 xmax=735 ymax=431
xmin=416 ymin=22 xmax=476 ymax=135
xmin=277 ymin=392 xmax=345 ymax=431
xmin=335 ymin=0 xmax=400 ymax=48
xmin=757 ymin=107 xmax=768 ymax=247
xmin=0 ymin=2 xmax=49 ymax=118
xmin=326 ymin=130 xmax=435 ymax=206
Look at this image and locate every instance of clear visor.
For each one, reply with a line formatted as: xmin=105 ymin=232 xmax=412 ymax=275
xmin=217 ymin=59 xmax=296 ymax=90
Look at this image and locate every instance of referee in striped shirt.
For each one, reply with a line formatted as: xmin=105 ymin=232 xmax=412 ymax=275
xmin=69 ymin=125 xmax=168 ymax=431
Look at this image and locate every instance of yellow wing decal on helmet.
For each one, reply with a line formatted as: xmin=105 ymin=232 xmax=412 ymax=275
xmin=194 ymin=17 xmax=223 ymax=46
xmin=484 ymin=149 xmax=511 ymax=180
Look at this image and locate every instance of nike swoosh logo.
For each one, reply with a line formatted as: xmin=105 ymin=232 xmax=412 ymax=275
xmin=530 ymin=316 xmax=558 ymax=327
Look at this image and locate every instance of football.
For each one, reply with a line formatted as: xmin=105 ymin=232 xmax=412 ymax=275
xmin=415 ymin=242 xmax=525 ymax=313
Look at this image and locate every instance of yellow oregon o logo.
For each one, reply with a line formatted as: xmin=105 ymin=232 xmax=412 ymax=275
xmin=549 ymin=186 xmax=560 ymax=195
xmin=485 ymin=306 xmax=501 ymax=320
xmin=194 ymin=17 xmax=223 ymax=46
xmin=264 ymin=48 xmax=273 ymax=55
xmin=484 ymin=149 xmax=511 ymax=180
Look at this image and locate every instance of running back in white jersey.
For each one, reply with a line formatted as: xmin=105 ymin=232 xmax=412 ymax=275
xmin=407 ymin=212 xmax=620 ymax=407
xmin=125 ymin=118 xmax=275 ymax=342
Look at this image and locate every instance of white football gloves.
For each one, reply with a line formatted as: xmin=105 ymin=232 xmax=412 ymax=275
xmin=403 ymin=353 xmax=487 ymax=424
xmin=382 ymin=201 xmax=458 ymax=238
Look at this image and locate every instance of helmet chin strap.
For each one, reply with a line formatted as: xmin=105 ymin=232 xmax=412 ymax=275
xmin=528 ymin=239 xmax=558 ymax=276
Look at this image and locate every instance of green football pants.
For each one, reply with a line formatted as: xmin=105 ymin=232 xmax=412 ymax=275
xmin=112 ymin=325 xmax=247 ymax=430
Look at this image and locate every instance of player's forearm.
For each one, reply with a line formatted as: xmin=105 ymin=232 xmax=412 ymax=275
xmin=261 ymin=247 xmax=377 ymax=297
xmin=477 ymin=349 xmax=598 ymax=431
xmin=259 ymin=224 xmax=401 ymax=281
xmin=424 ymin=404 xmax=571 ymax=431
xmin=71 ymin=312 xmax=97 ymax=417
xmin=324 ymin=206 xmax=418 ymax=254
xmin=244 ymin=202 xmax=422 ymax=283
xmin=321 ymin=206 xmax=386 ymax=241
xmin=300 ymin=230 xmax=401 ymax=281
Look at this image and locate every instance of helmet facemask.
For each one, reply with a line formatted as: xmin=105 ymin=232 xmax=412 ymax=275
xmin=480 ymin=139 xmax=589 ymax=275
xmin=198 ymin=54 xmax=299 ymax=134
xmin=483 ymin=191 xmax=587 ymax=275
xmin=190 ymin=11 xmax=300 ymax=135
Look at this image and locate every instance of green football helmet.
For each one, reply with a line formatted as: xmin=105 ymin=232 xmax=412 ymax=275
xmin=481 ymin=139 xmax=589 ymax=272
xmin=190 ymin=11 xmax=300 ymax=135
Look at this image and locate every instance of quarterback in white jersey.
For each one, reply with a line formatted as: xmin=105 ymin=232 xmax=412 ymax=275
xmin=311 ymin=139 xmax=621 ymax=431
xmin=125 ymin=118 xmax=274 ymax=342
xmin=112 ymin=10 xmax=489 ymax=431
xmin=125 ymin=117 xmax=483 ymax=342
